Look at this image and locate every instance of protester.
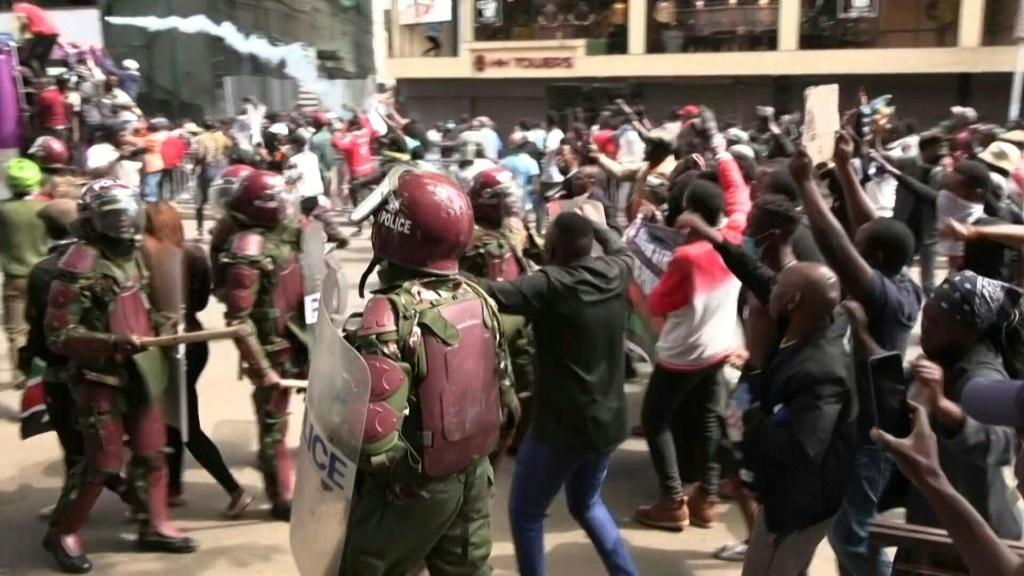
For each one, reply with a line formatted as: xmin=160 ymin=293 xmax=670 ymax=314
xmin=284 ymin=132 xmax=324 ymax=204
xmin=478 ymin=212 xmax=638 ymax=576
xmin=0 ymin=158 xmax=49 ymax=386
xmin=501 ymin=132 xmax=542 ymax=224
xmin=13 ymin=2 xmax=59 ymax=77
xmin=194 ymin=119 xmax=233 ymax=233
xmin=795 ymin=140 xmax=924 ymax=576
xmin=741 ymin=262 xmax=857 ymax=576
xmin=309 ymin=112 xmax=338 ymax=203
xmin=898 ymin=271 xmax=1023 ymax=568
xmin=634 ymin=139 xmax=751 ymax=531
xmin=141 ymin=202 xmax=254 ymax=518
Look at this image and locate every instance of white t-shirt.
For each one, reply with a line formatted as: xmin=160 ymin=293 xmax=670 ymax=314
xmin=541 ymin=127 xmax=564 ymax=183
xmin=286 ymin=150 xmax=325 ymax=199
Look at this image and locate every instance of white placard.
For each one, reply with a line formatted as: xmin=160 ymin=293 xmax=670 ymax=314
xmin=801 ymin=84 xmax=841 ymax=167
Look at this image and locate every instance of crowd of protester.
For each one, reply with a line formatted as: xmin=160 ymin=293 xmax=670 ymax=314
xmin=9 ymin=4 xmax=1024 ymax=575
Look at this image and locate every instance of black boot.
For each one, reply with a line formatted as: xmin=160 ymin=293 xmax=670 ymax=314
xmin=137 ymin=530 xmax=197 ymax=554
xmin=43 ymin=532 xmax=93 ymax=574
xmin=270 ymin=501 xmax=292 ymax=522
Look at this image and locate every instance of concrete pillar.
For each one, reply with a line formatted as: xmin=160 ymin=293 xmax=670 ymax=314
xmin=958 ymin=0 xmax=986 ymax=48
xmin=627 ymin=0 xmax=647 ymax=55
xmin=461 ymin=0 xmax=475 ymax=44
xmin=777 ymin=0 xmax=801 ymax=51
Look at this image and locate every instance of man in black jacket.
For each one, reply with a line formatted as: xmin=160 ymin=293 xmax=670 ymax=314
xmin=475 ymin=212 xmax=638 ymax=576
xmin=741 ymin=262 xmax=857 ymax=576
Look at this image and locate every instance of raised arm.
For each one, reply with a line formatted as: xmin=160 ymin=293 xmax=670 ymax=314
xmin=945 ymin=220 xmax=1024 ymax=249
xmin=790 ymin=149 xmax=878 ymax=304
xmin=834 ymin=131 xmax=877 ymax=232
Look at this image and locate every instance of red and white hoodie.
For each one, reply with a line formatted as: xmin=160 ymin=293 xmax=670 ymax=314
xmin=649 ymin=153 xmax=751 ymax=372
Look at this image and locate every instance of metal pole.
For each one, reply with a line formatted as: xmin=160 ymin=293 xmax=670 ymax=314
xmin=1011 ymin=0 xmax=1024 ymax=122
xmin=1011 ymin=41 xmax=1024 ymax=122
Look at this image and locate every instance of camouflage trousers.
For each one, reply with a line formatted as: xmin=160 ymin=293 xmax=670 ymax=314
xmin=340 ymin=457 xmax=494 ymax=576
xmin=253 ymin=384 xmax=294 ymax=505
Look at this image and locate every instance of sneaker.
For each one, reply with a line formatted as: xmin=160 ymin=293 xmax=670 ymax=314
xmin=223 ymin=490 xmax=254 ymax=519
xmin=713 ymin=540 xmax=747 ymax=562
xmin=687 ymin=487 xmax=720 ymax=528
xmin=634 ymin=495 xmax=689 ymax=532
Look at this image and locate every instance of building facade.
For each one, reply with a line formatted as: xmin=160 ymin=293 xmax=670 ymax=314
xmin=385 ymin=0 xmax=1024 ymax=129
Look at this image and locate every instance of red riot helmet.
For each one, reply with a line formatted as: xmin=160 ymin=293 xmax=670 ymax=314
xmin=211 ymin=164 xmax=256 ymax=210
xmin=78 ymin=179 xmax=145 ymax=241
xmin=28 ymin=136 xmax=71 ymax=169
xmin=371 ymin=170 xmax=474 ymax=276
xmin=468 ymin=166 xmax=521 ymax=227
xmin=228 ymin=170 xmax=289 ymax=228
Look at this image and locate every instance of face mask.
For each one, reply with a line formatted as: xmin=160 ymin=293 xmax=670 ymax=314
xmin=743 ymin=235 xmax=764 ymax=259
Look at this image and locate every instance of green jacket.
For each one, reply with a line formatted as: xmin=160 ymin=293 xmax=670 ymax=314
xmin=310 ymin=128 xmax=338 ymax=171
xmin=0 ymin=197 xmax=49 ymax=277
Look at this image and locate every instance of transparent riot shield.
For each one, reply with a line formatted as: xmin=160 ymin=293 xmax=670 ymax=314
xmin=301 ymin=218 xmax=328 ymax=328
xmin=290 ymin=256 xmax=369 ymax=576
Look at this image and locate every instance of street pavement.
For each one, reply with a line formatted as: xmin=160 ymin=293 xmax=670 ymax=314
xmin=0 ymin=225 xmax=839 ymax=575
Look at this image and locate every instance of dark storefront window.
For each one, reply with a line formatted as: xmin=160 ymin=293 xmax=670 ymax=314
xmin=474 ymin=0 xmax=629 ymax=54
xmin=984 ymin=0 xmax=1019 ymax=46
xmin=648 ymin=0 xmax=779 ymax=53
xmin=801 ymin=0 xmax=959 ymax=49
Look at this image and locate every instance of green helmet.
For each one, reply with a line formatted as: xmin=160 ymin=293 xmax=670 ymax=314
xmin=5 ymin=158 xmax=43 ymax=196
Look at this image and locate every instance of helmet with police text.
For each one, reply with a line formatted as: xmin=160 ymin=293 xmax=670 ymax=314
xmin=228 ymin=170 xmax=289 ymax=228
xmin=78 ymin=179 xmax=145 ymax=241
xmin=211 ymin=164 xmax=257 ymax=211
xmin=5 ymin=158 xmax=43 ymax=196
xmin=468 ymin=166 xmax=520 ymax=227
xmin=28 ymin=136 xmax=71 ymax=169
xmin=372 ymin=170 xmax=474 ymax=275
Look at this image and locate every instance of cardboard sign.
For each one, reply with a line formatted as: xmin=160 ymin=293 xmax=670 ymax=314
xmin=802 ymin=84 xmax=841 ymax=167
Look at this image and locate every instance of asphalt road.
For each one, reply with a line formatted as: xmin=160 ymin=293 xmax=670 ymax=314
xmin=0 ymin=225 xmax=838 ymax=576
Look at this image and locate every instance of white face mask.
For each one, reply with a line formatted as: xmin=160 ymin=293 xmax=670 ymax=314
xmin=937 ymin=189 xmax=985 ymax=257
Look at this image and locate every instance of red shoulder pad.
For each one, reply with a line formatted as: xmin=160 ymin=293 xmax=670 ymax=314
xmin=229 ymin=231 xmax=265 ymax=257
xmin=57 ymin=243 xmax=98 ymax=275
xmin=358 ymin=297 xmax=398 ymax=336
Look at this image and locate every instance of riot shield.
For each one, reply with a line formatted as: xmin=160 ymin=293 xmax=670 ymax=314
xmin=143 ymin=243 xmax=188 ymax=441
xmin=301 ymin=218 xmax=328 ymax=327
xmin=290 ymin=257 xmax=369 ymax=576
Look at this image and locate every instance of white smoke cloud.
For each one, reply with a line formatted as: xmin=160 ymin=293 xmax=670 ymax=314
xmin=105 ymin=15 xmax=331 ymax=108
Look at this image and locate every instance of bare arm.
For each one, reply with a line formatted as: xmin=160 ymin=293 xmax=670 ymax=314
xmin=874 ymin=404 xmax=1024 ymax=576
xmin=949 ymin=221 xmax=1024 ymax=249
xmin=790 ymin=149 xmax=878 ymax=304
xmin=834 ymin=131 xmax=877 ymax=232
xmin=594 ymin=152 xmax=640 ymax=181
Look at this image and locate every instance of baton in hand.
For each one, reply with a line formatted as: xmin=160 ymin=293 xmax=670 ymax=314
xmin=136 ymin=325 xmax=253 ymax=349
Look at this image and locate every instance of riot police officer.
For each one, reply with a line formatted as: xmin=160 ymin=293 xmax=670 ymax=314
xmin=339 ymin=169 xmax=519 ymax=575
xmin=43 ymin=180 xmax=196 ymax=574
xmin=460 ymin=166 xmax=543 ymax=454
xmin=220 ymin=170 xmax=308 ymax=520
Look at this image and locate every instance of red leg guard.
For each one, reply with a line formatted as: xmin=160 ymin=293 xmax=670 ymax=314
xmin=126 ymin=402 xmax=178 ymax=535
xmin=55 ymin=383 xmax=125 ymax=538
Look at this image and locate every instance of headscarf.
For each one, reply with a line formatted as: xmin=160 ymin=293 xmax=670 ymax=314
xmin=931 ymin=270 xmax=1022 ymax=333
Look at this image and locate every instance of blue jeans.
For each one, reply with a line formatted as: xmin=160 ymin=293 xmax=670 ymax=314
xmin=828 ymin=443 xmax=893 ymax=576
xmin=509 ymin=435 xmax=638 ymax=576
xmin=142 ymin=172 xmax=163 ymax=202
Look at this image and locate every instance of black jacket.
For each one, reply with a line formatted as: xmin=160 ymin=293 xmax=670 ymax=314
xmin=21 ymin=241 xmax=75 ymax=372
xmin=743 ymin=315 xmax=857 ymax=534
xmin=479 ymin=226 xmax=631 ymax=452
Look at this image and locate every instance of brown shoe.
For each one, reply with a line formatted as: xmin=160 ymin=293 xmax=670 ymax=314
xmin=635 ymin=495 xmax=689 ymax=531
xmin=688 ymin=487 xmax=720 ymax=528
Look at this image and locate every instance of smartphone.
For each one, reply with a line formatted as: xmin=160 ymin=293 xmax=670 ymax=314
xmin=866 ymin=351 xmax=911 ymax=438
